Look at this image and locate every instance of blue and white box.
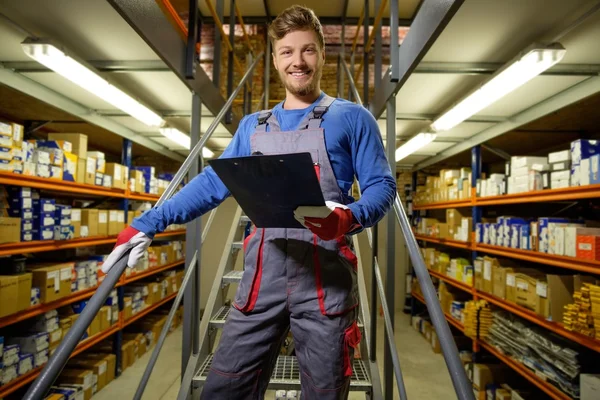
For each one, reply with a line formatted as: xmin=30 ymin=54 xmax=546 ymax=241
xmin=538 ymin=217 xmax=569 ymax=253
xmin=33 ymin=349 xmax=48 ymax=368
xmin=21 ymin=230 xmax=34 ymax=242
xmin=571 ymin=139 xmax=600 ymax=166
xmin=31 ymin=287 xmax=41 ymax=306
xmin=33 ymin=199 xmax=56 ymax=213
xmin=510 ymin=225 xmax=523 ymax=249
xmin=33 ymin=226 xmax=55 ymax=241
xmin=18 ymin=353 xmax=33 ymax=376
xmin=483 ymin=223 xmax=491 ymax=244
xmin=520 ymin=224 xmax=531 ymax=250
xmin=21 ymin=219 xmax=34 ymax=232
xmin=53 ymin=225 xmax=74 ymax=241
xmin=7 ymin=208 xmax=33 ymax=219
xmin=475 ymin=223 xmax=483 ymax=243
xmin=489 ymin=224 xmax=498 ymax=246
xmin=2 ymin=344 xmax=20 ymax=367
xmin=34 ymin=213 xmax=56 ymax=228
xmin=10 ymin=196 xmax=33 ymax=210
xmin=6 ymin=186 xmax=32 ymax=198
xmin=54 ymin=205 xmax=71 ymax=226
xmin=591 ymin=154 xmax=600 ymax=184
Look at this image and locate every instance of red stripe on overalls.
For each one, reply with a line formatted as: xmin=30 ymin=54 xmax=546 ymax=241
xmin=236 ymin=228 xmax=265 ymax=312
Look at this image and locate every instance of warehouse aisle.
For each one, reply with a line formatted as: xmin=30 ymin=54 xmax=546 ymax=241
xmin=93 ymin=312 xmax=454 ymax=400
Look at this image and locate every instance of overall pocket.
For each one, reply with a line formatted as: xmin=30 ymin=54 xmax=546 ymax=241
xmin=233 ymin=228 xmax=265 ymax=312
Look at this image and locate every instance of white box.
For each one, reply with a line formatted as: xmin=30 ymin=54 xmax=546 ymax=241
xmin=581 ymin=374 xmax=600 ymax=400
xmin=551 ymin=179 xmax=570 ymax=189
xmin=548 ymin=150 xmax=571 ymax=164
xmin=551 ymin=226 xmax=566 ymax=255
xmin=514 ymin=175 xmax=529 ymax=186
xmin=514 ymin=183 xmax=529 ymax=193
xmin=565 ymin=226 xmax=578 ymax=257
xmin=551 ymin=170 xmax=570 ymax=181
xmin=511 ymin=166 xmax=531 ymax=177
xmin=571 ymin=165 xmax=581 ymax=187
xmin=7 ymin=333 xmax=49 ymax=354
xmin=581 ymin=158 xmax=591 ymax=186
xmin=511 ymin=156 xmax=548 ymax=170
xmin=551 ymin=161 xmax=569 ymax=171
xmin=32 ymin=149 xmax=51 ymax=165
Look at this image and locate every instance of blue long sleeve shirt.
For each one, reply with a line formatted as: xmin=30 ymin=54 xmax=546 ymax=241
xmin=132 ymin=92 xmax=397 ymax=237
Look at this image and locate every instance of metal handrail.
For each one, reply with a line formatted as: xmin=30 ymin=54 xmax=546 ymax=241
xmin=392 ymin=196 xmax=474 ymax=400
xmin=23 ymin=51 xmax=264 ymax=400
xmin=354 ymin=0 xmax=388 ymax=81
xmin=235 ymin=2 xmax=254 ymax=56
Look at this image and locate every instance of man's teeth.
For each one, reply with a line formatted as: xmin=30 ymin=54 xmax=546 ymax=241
xmin=291 ymin=72 xmax=308 ymax=76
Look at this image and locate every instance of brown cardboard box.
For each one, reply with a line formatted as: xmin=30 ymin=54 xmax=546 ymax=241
xmin=123 ymin=296 xmax=133 ymax=320
xmin=482 ymin=257 xmax=495 ymax=294
xmin=147 ymin=282 xmax=159 ymax=305
xmin=492 ymin=265 xmax=514 ymax=300
xmin=0 ymin=275 xmax=18 ymax=317
xmin=68 ymin=358 xmax=108 ymax=391
xmin=57 ymin=369 xmax=94 ymax=400
xmin=16 ymin=273 xmax=33 ymax=312
xmin=87 ymin=314 xmax=101 ymax=337
xmin=0 ymin=217 xmax=21 ymax=243
xmin=133 ymin=170 xmax=144 ymax=193
xmin=515 ymin=272 xmax=541 ymax=312
xmin=471 ymin=363 xmax=509 ymax=391
xmin=116 ymin=210 xmax=125 ymax=232
xmin=474 ymin=258 xmax=484 ymax=291
xmin=80 ymin=353 xmax=116 ymax=384
xmin=127 ymin=211 xmax=134 ymax=227
xmin=60 ymin=317 xmax=73 ymax=335
xmin=105 ymin=163 xmax=127 ymax=189
xmin=546 ymin=274 xmax=574 ymax=321
xmin=81 ymin=209 xmax=99 ymax=237
xmin=76 ymin=157 xmax=86 ymax=184
xmin=437 ymin=223 xmax=450 ymax=239
xmin=447 ymin=208 xmax=469 ymax=227
xmin=28 ymin=263 xmax=73 ymax=303
xmin=431 ymin=331 xmax=441 ymax=354
xmin=108 ymin=210 xmax=119 ymax=236
xmin=48 ymin=133 xmax=88 ymax=158
xmin=71 ymin=208 xmax=82 ymax=238
xmin=98 ymin=210 xmax=108 ymax=236
xmin=83 ymin=157 xmax=96 ymax=185
xmin=99 ymin=306 xmax=111 ymax=332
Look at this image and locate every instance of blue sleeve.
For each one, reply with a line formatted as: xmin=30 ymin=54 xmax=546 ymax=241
xmin=131 ymin=115 xmax=255 ymax=237
xmin=346 ymin=107 xmax=397 ymax=231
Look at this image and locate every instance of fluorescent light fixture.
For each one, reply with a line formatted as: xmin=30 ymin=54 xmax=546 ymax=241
xmin=431 ymin=44 xmax=566 ymax=132
xmin=159 ymin=128 xmax=214 ymax=158
xmin=395 ymin=133 xmax=437 ymax=162
xmin=21 ymin=41 xmax=165 ymax=128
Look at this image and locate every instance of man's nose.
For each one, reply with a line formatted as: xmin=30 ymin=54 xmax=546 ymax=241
xmin=292 ymin=51 xmax=306 ymax=67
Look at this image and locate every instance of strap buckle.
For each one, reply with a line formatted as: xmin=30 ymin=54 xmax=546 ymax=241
xmin=312 ymin=106 xmax=328 ymax=119
xmin=257 ymin=111 xmax=272 ymax=125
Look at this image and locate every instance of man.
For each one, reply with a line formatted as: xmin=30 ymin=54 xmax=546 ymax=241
xmin=102 ymin=5 xmax=396 ymax=399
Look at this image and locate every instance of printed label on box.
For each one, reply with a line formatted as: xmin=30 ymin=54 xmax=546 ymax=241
xmin=109 ymin=211 xmax=117 ymax=222
xmin=579 ymin=243 xmax=592 ymax=251
xmin=517 ymin=281 xmax=529 ymax=291
xmin=506 ymin=274 xmax=516 ymax=287
xmin=536 ymin=282 xmax=548 ymax=298
xmin=99 ymin=213 xmax=107 ymax=223
xmin=99 ymin=361 xmax=107 ymax=375
xmin=60 ymin=267 xmax=71 ymax=281
xmin=48 ymin=271 xmax=59 ymax=292
xmin=71 ymin=209 xmax=81 ymax=222
xmin=483 ymin=260 xmax=492 ymax=280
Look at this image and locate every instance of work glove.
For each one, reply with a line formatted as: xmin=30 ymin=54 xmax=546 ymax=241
xmin=101 ymin=226 xmax=152 ymax=273
xmin=294 ymin=201 xmax=356 ymax=241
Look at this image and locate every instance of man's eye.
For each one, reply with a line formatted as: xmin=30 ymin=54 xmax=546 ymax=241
xmin=305 ymin=48 xmax=315 ymax=53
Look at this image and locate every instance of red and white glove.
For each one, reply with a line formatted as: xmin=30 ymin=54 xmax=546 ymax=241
xmin=101 ymin=226 xmax=152 ymax=273
xmin=294 ymin=201 xmax=356 ymax=241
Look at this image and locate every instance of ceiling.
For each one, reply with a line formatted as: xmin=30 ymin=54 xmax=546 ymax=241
xmin=0 ymin=0 xmax=598 ymax=172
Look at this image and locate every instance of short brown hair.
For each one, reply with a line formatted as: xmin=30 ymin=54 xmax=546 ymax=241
xmin=268 ymin=5 xmax=325 ymax=50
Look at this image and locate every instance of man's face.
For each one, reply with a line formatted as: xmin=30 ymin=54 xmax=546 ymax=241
xmin=272 ymin=29 xmax=325 ymax=97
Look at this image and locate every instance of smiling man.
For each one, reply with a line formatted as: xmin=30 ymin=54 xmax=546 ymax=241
xmin=100 ymin=5 xmax=396 ymax=399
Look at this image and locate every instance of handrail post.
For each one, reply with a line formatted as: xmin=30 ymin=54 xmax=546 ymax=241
xmin=370 ymin=220 xmax=378 ymax=363
xmin=363 ymin=0 xmax=369 ymax=106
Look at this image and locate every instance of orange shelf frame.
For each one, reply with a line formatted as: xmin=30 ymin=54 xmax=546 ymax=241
xmin=123 ymin=292 xmax=177 ymax=328
xmin=127 ymin=191 xmax=161 ymax=201
xmin=0 ymin=172 xmax=128 ymax=198
xmin=415 ymin=235 xmax=473 ymax=250
xmin=0 ymin=230 xmax=186 ymax=257
xmin=124 ymin=260 xmax=185 ymax=284
xmin=477 ymin=340 xmax=571 ymax=400
xmin=476 ymin=290 xmax=600 ymax=353
xmin=413 ymin=198 xmax=473 ymax=210
xmin=428 ymin=269 xmax=475 ymax=294
xmin=477 ymin=183 xmax=600 ymax=206
xmin=475 ymin=243 xmax=600 ymax=274
xmin=0 ymin=324 xmax=120 ymax=398
xmin=411 ymin=291 xmax=465 ymax=332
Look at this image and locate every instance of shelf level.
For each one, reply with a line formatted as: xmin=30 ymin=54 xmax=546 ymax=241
xmin=0 ymin=230 xmax=185 ymax=257
xmin=0 ymin=324 xmax=120 ymax=398
xmin=428 ymin=269 xmax=474 ymax=294
xmin=476 ymin=290 xmax=600 ymax=353
xmin=477 ymin=184 xmax=600 ymax=206
xmin=123 ymin=260 xmax=185 ymax=284
xmin=413 ymin=198 xmax=473 ymax=210
xmin=477 ymin=340 xmax=570 ymax=400
xmin=415 ymin=235 xmax=473 ymax=250
xmin=411 ymin=291 xmax=465 ymax=332
xmin=475 ymin=243 xmax=600 ymax=275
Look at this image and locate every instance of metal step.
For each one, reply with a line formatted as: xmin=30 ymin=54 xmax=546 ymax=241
xmin=222 ymin=270 xmax=243 ymax=284
xmin=232 ymin=241 xmax=243 ymax=250
xmin=193 ymin=354 xmax=371 ymax=391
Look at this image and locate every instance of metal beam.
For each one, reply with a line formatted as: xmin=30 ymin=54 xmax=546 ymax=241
xmin=107 ymin=0 xmax=240 ymax=135
xmin=390 ymin=113 xmax=506 ymax=123
xmin=414 ymin=75 xmax=600 ymax=170
xmin=0 ymin=67 xmax=185 ymax=161
xmin=369 ymin=0 xmax=464 ymax=118
xmin=263 ymin=0 xmax=271 ymax=20
xmin=201 ymin=16 xmax=413 ymax=26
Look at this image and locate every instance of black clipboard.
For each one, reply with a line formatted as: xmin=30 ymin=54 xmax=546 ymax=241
xmin=208 ymin=152 xmax=325 ymax=228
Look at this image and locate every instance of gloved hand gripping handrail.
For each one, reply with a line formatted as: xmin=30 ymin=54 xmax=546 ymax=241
xmin=23 ymin=51 xmax=264 ymax=400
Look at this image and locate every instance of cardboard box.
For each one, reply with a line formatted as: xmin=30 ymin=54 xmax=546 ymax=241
xmin=71 ymin=208 xmax=81 ymax=238
xmin=0 ymin=216 xmax=20 ymax=243
xmin=546 ymin=274 xmax=574 ymax=321
xmin=68 ymin=358 xmax=108 ymax=391
xmin=98 ymin=210 xmax=108 ymax=236
xmin=123 ymin=296 xmax=133 ymax=320
xmin=56 ymin=369 xmax=93 ymax=400
xmin=471 ymin=363 xmax=509 ymax=391
xmin=492 ymin=266 xmax=514 ymax=300
xmin=80 ymin=353 xmax=116 ymax=384
xmin=48 ymin=133 xmax=88 ymax=158
xmin=86 ymin=158 xmax=97 ymax=185
xmin=105 ymin=163 xmax=128 ymax=189
xmin=581 ymin=374 xmax=600 ymax=400
xmin=81 ymin=209 xmax=99 ymax=237
xmin=16 ymin=272 xmax=33 ymax=312
xmin=515 ymin=272 xmax=542 ymax=312
xmin=108 ymin=210 xmax=119 ymax=236
xmin=482 ymin=257 xmax=494 ymax=294
xmin=28 ymin=263 xmax=73 ymax=303
xmin=0 ymin=275 xmax=19 ymax=317
xmin=76 ymin=158 xmax=86 ymax=184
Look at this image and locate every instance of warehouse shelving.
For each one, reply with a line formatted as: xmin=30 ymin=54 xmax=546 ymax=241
xmin=0 ymin=230 xmax=186 ymax=257
xmin=122 ymin=292 xmax=178 ymax=328
xmin=416 ymin=235 xmax=600 ymax=275
xmin=0 ymin=260 xmax=185 ymax=329
xmin=0 ymin=323 xmax=122 ymax=398
xmin=411 ymin=291 xmax=465 ymax=332
xmin=428 ymin=269 xmax=474 ymax=294
xmin=0 ymin=172 xmax=162 ymax=201
xmin=413 ymin=183 xmax=600 ymax=210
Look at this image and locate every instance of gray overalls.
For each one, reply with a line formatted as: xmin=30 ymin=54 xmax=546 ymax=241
xmin=201 ymin=94 xmax=362 ymax=399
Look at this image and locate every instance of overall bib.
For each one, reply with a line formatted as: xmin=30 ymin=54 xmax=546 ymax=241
xmin=201 ymin=95 xmax=362 ymax=400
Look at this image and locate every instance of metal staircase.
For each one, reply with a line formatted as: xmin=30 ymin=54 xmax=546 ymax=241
xmin=190 ymin=211 xmax=374 ymax=397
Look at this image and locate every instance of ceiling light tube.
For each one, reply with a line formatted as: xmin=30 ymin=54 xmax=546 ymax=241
xmin=431 ymin=43 xmax=566 ymax=132
xmin=21 ymin=40 xmax=165 ymax=127
xmin=395 ymin=133 xmax=437 ymax=162
xmin=159 ymin=128 xmax=214 ymax=158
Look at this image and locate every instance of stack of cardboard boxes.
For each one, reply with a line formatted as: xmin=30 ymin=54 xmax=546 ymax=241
xmin=414 ymin=168 xmax=472 ymax=206
xmin=416 ymin=208 xmax=473 ymax=243
xmin=421 ymin=247 xmax=473 ymax=286
xmin=122 ymin=269 xmax=184 ymax=321
xmin=563 ymin=281 xmax=600 ymax=338
xmin=0 ymin=121 xmax=26 ymax=174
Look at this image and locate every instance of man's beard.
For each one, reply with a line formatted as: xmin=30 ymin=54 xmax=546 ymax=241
xmin=279 ymin=66 xmax=323 ymax=97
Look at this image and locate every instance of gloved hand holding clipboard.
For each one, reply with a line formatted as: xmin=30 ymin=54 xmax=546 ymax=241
xmin=208 ymin=152 xmax=325 ymax=229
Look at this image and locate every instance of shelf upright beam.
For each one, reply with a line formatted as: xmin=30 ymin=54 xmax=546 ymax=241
xmin=470 ymin=145 xmax=482 ymax=356
xmin=213 ymin=0 xmax=224 ymax=88
xmin=363 ymin=0 xmax=369 ymax=106
xmin=225 ymin=0 xmax=235 ymax=124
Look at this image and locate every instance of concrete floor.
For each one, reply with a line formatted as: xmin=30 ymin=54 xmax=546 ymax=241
xmin=92 ymin=311 xmax=455 ymax=400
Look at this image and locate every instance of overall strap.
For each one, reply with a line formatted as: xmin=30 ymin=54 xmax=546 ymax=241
xmin=254 ymin=110 xmax=281 ymax=132
xmin=302 ymin=94 xmax=336 ymax=130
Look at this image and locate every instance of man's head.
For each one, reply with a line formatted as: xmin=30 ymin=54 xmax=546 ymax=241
xmin=268 ymin=6 xmax=325 ymax=99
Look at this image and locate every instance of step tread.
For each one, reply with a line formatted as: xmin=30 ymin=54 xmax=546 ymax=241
xmin=193 ymin=354 xmax=371 ymax=390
